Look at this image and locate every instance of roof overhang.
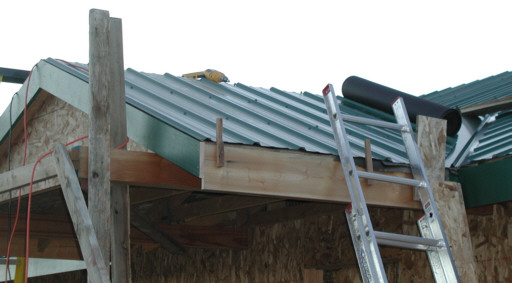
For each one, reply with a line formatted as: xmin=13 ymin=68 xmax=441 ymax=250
xmin=0 ymin=59 xmax=422 ymax=210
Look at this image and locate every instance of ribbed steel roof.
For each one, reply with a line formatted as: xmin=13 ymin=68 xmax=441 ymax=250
xmin=124 ymin=69 xmax=411 ymax=162
xmin=467 ymin=111 xmax=512 ymax=161
xmin=420 ymin=71 xmax=512 ymax=164
xmin=421 ymin=71 xmax=512 ymax=109
xmin=47 ymin=58 xmax=414 ymax=163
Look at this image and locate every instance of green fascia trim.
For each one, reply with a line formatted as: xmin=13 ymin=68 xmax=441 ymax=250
xmin=0 ymin=59 xmax=201 ymax=176
xmin=458 ymin=156 xmax=512 ymax=208
xmin=126 ymin=104 xmax=200 ymax=176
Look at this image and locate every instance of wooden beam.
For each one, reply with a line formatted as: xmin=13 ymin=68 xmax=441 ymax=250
xmin=168 ymin=195 xmax=280 ymax=223
xmin=108 ymin=16 xmax=131 ymax=283
xmin=200 ymin=142 xmax=421 ymax=209
xmin=0 ymin=148 xmax=201 ymax=204
xmin=216 ymin=118 xmax=224 ymax=167
xmin=53 ymin=143 xmax=110 ymax=282
xmin=416 ymin=116 xmax=478 ymax=282
xmin=249 ymin=202 xmax=343 ymax=226
xmin=130 ymin=210 xmax=184 ymax=254
xmin=461 ymin=96 xmax=512 ymax=116
xmin=157 ymin=224 xmax=247 ymax=249
xmin=0 ymin=158 xmax=56 ymax=194
xmin=0 ymin=212 xmax=248 ymax=259
xmin=130 ymin=188 xmax=189 ymax=206
xmin=89 ymin=8 xmax=112 ymax=274
xmin=75 ymin=147 xmax=201 ymax=190
xmin=365 ymin=138 xmax=374 ymax=186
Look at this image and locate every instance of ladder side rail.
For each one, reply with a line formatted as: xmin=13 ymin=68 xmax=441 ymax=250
xmin=392 ymin=98 xmax=460 ymax=282
xmin=323 ymin=85 xmax=387 ymax=283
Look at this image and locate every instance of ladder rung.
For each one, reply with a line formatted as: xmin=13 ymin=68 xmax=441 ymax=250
xmin=374 ymin=231 xmax=443 ymax=251
xmin=341 ymin=114 xmax=405 ymax=130
xmin=357 ymin=171 xmax=426 ymax=187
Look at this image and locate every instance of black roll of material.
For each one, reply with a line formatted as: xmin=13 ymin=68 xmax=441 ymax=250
xmin=342 ymin=76 xmax=461 ymax=136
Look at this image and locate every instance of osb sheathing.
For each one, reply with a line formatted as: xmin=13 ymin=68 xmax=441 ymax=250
xmin=468 ymin=203 xmax=512 ymax=282
xmin=125 ymin=208 xmax=401 ymax=283
xmin=2 ymin=93 xmax=511 ymax=282
xmin=0 ymin=91 xmax=148 ymax=173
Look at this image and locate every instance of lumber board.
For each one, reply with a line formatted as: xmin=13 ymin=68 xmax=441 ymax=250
xmin=130 ymin=211 xmax=184 ymax=254
xmin=200 ymin=142 xmax=421 ymax=209
xmin=365 ymin=138 xmax=374 ymax=185
xmin=216 ymin=118 xmax=224 ymax=167
xmin=129 ymin=188 xmax=188 ymax=206
xmin=416 ymin=116 xmax=478 ymax=282
xmin=0 ymin=158 xmax=55 ymax=194
xmin=53 ymin=143 xmax=110 ymax=283
xmin=461 ymin=96 xmax=512 ymax=116
xmin=169 ymin=195 xmax=279 ymax=223
xmin=75 ymin=147 xmax=201 ymax=190
xmin=0 ymin=212 xmax=248 ymax=259
xmin=89 ymin=8 xmax=111 ymax=274
xmin=249 ymin=202 xmax=343 ymax=226
xmin=0 ymin=148 xmax=201 ymax=204
xmin=108 ymin=16 xmax=131 ymax=283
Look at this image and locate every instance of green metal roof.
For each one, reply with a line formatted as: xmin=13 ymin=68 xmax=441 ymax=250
xmin=421 ymin=71 xmax=512 ymax=109
xmin=46 ymin=58 xmax=427 ymax=164
xmin=467 ymin=111 xmax=512 ymax=162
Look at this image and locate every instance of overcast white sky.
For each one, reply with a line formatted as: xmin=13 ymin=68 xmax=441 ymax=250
xmin=1 ymin=1 xmax=511 ymax=114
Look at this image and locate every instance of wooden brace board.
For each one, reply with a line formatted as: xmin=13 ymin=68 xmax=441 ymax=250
xmin=200 ymin=142 xmax=422 ymax=209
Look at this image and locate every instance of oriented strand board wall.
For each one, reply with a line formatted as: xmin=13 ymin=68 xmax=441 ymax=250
xmin=0 ymin=91 xmax=89 ymax=173
xmin=468 ymin=203 xmax=512 ymax=282
xmin=0 ymin=91 xmax=149 ymax=174
xmin=129 ymin=207 xmax=402 ymax=283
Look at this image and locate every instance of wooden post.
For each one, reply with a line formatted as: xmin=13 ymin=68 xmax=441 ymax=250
xmin=216 ymin=118 xmax=224 ymax=167
xmin=53 ymin=143 xmax=110 ymax=283
xmin=108 ymin=17 xmax=131 ymax=283
xmin=415 ymin=116 xmax=478 ymax=282
xmin=364 ymin=139 xmax=373 ymax=185
xmin=88 ymin=8 xmax=111 ymax=274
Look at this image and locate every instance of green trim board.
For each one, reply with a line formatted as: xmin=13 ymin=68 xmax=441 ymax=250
xmin=458 ymin=156 xmax=512 ymax=208
xmin=0 ymin=59 xmax=201 ymax=176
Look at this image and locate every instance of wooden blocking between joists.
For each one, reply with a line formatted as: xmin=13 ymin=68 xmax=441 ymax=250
xmin=365 ymin=139 xmax=374 ymax=185
xmin=216 ymin=118 xmax=224 ymax=167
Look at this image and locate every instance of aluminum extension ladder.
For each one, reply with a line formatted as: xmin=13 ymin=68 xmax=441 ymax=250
xmin=322 ymin=84 xmax=459 ymax=283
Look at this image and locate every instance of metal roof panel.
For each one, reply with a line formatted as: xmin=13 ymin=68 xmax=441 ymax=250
xmin=47 ymin=58 xmax=468 ymax=165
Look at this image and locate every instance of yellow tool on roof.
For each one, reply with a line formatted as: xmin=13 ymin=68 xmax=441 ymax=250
xmin=183 ymin=69 xmax=229 ymax=83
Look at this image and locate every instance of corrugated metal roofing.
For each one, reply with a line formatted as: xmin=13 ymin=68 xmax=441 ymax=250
xmin=421 ymin=71 xmax=512 ymax=109
xmin=47 ymin=58 xmax=416 ymax=163
xmin=467 ymin=111 xmax=512 ymax=161
xmin=419 ymin=71 xmax=512 ymax=165
xmin=124 ymin=70 xmax=411 ymax=162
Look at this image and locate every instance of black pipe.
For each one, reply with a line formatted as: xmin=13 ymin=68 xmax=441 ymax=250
xmin=342 ymin=76 xmax=462 ymax=136
xmin=0 ymin=67 xmax=30 ymax=84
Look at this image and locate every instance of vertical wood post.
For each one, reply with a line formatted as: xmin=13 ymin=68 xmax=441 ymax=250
xmin=88 ymin=8 xmax=111 ymax=276
xmin=364 ymin=138 xmax=373 ymax=185
xmin=216 ymin=118 xmax=224 ymax=167
xmin=413 ymin=116 xmax=478 ymax=282
xmin=109 ymin=17 xmax=131 ymax=283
